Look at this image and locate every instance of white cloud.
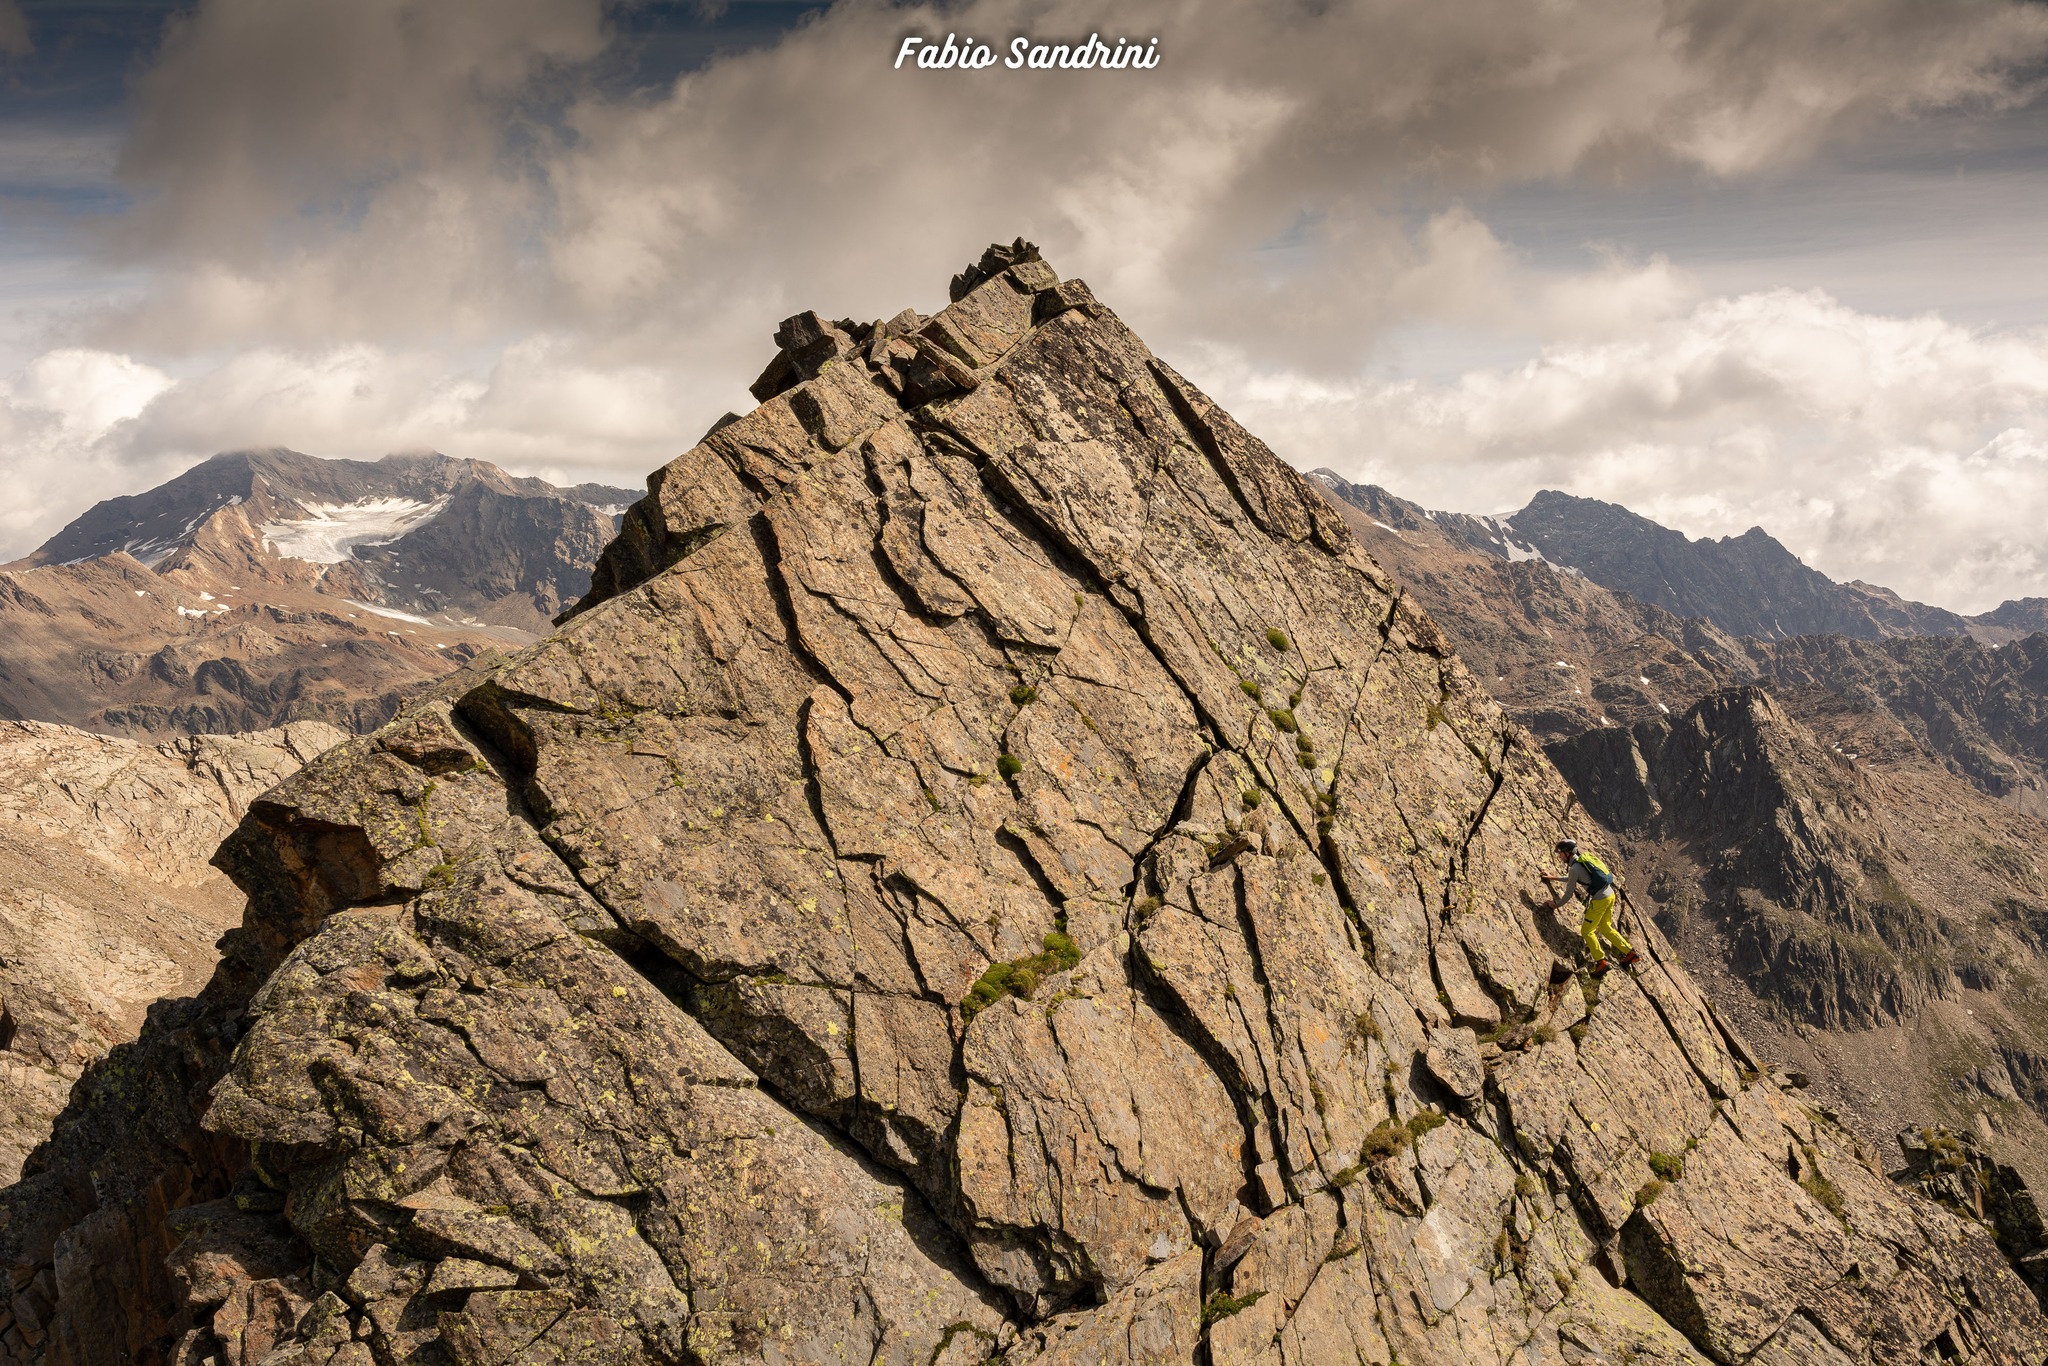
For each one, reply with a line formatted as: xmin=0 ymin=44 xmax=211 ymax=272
xmin=0 ymin=350 xmax=178 ymax=560
xmin=7 ymin=0 xmax=2048 ymax=597
xmin=1240 ymin=288 xmax=2048 ymax=613
xmin=15 ymin=349 xmax=172 ymax=437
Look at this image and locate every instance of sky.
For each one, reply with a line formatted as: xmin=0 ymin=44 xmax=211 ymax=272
xmin=2 ymin=1 xmax=2048 ymax=613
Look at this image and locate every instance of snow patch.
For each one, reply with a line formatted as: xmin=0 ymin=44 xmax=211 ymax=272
xmin=343 ymin=598 xmax=436 ymax=626
xmin=120 ymin=539 xmax=181 ymax=567
xmin=1479 ymin=516 xmax=1547 ymax=563
xmin=261 ymin=497 xmax=447 ymax=563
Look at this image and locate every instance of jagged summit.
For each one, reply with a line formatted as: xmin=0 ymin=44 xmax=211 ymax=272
xmin=4 ymin=246 xmax=2044 ymax=1365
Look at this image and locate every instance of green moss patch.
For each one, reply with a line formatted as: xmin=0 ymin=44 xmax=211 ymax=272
xmin=1359 ymin=1110 xmax=1447 ymax=1165
xmin=1201 ymin=1289 xmax=1267 ymax=1327
xmin=1802 ymin=1173 xmax=1848 ymax=1224
xmin=962 ymin=931 xmax=1083 ymax=1021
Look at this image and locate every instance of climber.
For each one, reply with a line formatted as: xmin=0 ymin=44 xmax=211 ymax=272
xmin=1542 ymin=839 xmax=1639 ymax=977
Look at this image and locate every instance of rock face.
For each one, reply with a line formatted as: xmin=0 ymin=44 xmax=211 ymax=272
xmin=5 ymin=244 xmax=2046 ymax=1365
xmin=1748 ymin=633 xmax=2048 ymax=816
xmin=0 ymin=719 xmax=345 ymax=1183
xmin=1899 ymin=1125 xmax=2048 ymax=1307
xmin=0 ymin=450 xmax=636 ymax=737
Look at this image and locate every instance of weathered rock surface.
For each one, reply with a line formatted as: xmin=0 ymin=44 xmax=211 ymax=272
xmin=5 ymin=245 xmax=2045 ymax=1365
xmin=0 ymin=719 xmax=345 ymax=1183
xmin=1898 ymin=1124 xmax=2048 ymax=1309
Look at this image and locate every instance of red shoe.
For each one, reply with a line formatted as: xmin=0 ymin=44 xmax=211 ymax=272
xmin=1589 ymin=959 xmax=1612 ymax=978
xmin=1619 ymin=951 xmax=1641 ymax=969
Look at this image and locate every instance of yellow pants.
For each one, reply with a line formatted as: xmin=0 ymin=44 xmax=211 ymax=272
xmin=1581 ymin=893 xmax=1631 ymax=960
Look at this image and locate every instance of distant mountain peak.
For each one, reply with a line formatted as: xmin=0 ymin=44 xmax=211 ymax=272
xmin=13 ymin=449 xmax=638 ymax=634
xmin=1311 ymin=468 xmax=2047 ymax=649
xmin=1504 ymin=487 xmax=1968 ymax=641
xmin=0 ymin=451 xmax=642 ymax=737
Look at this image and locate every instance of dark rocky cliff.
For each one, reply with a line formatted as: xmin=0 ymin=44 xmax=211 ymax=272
xmin=1550 ymin=688 xmax=1964 ymax=1031
xmin=2 ymin=245 xmax=2042 ymax=1365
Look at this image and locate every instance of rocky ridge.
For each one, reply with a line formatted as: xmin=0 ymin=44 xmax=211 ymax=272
xmin=1485 ymin=489 xmax=1977 ymax=642
xmin=1314 ymin=472 xmax=2048 ymax=807
xmin=1 ymin=243 xmax=2042 ymax=1364
xmin=0 ymin=719 xmax=345 ymax=1184
xmin=1307 ymin=474 xmax=1748 ymax=741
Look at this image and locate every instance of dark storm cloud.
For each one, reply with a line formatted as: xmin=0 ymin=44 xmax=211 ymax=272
xmin=97 ymin=0 xmax=2048 ymax=358
xmin=0 ymin=4 xmax=30 ymax=59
